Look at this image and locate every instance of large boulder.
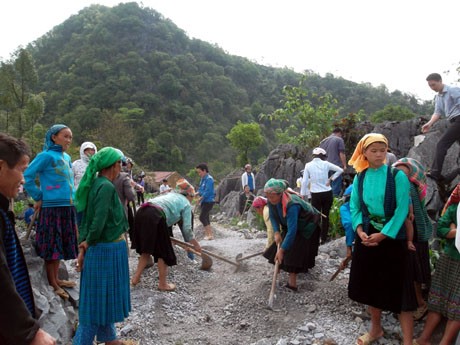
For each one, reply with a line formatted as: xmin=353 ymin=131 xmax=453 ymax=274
xmin=21 ymin=236 xmax=77 ymax=345
xmin=215 ymin=171 xmax=241 ymax=203
xmin=255 ymin=144 xmax=308 ymax=191
xmin=372 ymin=117 xmax=426 ymax=158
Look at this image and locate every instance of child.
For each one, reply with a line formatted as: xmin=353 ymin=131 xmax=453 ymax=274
xmin=393 ymin=158 xmax=432 ymax=321
xmin=339 ymin=185 xmax=354 ymax=269
xmin=23 ymin=203 xmax=35 ymax=227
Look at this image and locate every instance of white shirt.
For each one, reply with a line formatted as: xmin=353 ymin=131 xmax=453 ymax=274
xmin=241 ymin=172 xmax=255 ymax=189
xmin=300 ymin=158 xmax=343 ymax=197
xmin=159 ymin=184 xmax=172 ymax=194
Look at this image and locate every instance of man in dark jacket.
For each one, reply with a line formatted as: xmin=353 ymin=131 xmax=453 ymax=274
xmin=0 ymin=133 xmax=55 ymax=345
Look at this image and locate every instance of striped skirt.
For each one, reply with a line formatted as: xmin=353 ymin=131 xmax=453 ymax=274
xmin=79 ymin=240 xmax=131 ymax=326
xmin=35 ymin=206 xmax=78 ymax=260
xmin=428 ymin=254 xmax=460 ymax=321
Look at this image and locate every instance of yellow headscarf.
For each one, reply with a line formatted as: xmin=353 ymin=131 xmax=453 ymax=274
xmin=348 ymin=133 xmax=388 ymax=173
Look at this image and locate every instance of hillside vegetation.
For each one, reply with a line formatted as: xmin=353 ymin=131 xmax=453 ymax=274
xmin=0 ymin=2 xmax=432 ymax=179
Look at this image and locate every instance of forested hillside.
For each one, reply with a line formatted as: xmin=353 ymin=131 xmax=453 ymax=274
xmin=0 ymin=2 xmax=432 ymax=177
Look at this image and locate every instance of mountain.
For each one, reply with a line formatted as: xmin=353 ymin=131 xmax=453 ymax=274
xmin=23 ymin=2 xmax=431 ymax=177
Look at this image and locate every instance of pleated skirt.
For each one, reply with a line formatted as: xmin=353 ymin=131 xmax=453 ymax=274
xmin=79 ymin=240 xmax=131 ymax=326
xmin=263 ymin=226 xmax=320 ymax=273
xmin=35 ymin=206 xmax=78 ymax=260
xmin=428 ymin=254 xmax=460 ymax=321
xmin=348 ymin=225 xmax=417 ymax=314
xmin=133 ymin=206 xmax=177 ymax=266
xmin=409 ymin=241 xmax=431 ymax=286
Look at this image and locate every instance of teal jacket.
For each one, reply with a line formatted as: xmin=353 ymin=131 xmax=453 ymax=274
xmin=24 ymin=150 xmax=75 ymax=207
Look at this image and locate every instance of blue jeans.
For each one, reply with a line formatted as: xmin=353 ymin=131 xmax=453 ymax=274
xmin=331 ymin=175 xmax=343 ymax=197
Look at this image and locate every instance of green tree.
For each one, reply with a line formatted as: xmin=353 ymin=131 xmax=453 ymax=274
xmin=226 ymin=121 xmax=263 ymax=166
xmin=0 ymin=49 xmax=44 ymax=138
xmin=370 ymin=104 xmax=416 ymax=123
xmin=261 ymin=77 xmax=339 ymax=147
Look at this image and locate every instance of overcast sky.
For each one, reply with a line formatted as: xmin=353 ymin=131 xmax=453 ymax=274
xmin=1 ymin=0 xmax=459 ymax=102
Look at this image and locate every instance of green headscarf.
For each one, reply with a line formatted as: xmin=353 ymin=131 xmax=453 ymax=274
xmin=75 ymin=147 xmax=122 ymax=212
xmin=263 ymin=178 xmax=288 ymax=194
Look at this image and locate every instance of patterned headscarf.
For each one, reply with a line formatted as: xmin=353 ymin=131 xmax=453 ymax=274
xmin=393 ymin=157 xmax=427 ymax=203
xmin=43 ymin=124 xmax=68 ymax=151
xmin=348 ymin=133 xmax=388 ymax=173
xmin=175 ymin=178 xmax=195 ymax=197
xmin=252 ymin=196 xmax=267 ymax=209
xmin=263 ymin=178 xmax=288 ymax=194
xmin=264 ymin=178 xmax=292 ymax=217
xmin=441 ymin=182 xmax=460 ymax=216
xmin=75 ymin=147 xmax=122 ymax=212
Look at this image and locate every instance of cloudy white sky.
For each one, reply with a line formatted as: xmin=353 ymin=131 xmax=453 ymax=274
xmin=1 ymin=0 xmax=459 ymax=102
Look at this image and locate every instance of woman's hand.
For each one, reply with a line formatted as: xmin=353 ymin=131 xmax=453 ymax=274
xmin=275 ymin=246 xmax=284 ymax=264
xmin=34 ymin=200 xmax=42 ymax=211
xmin=357 ymin=226 xmax=386 ymax=246
xmin=30 ymin=329 xmax=56 ymax=345
xmin=189 ymin=239 xmax=202 ymax=253
xmin=363 ymin=232 xmax=386 ymax=246
xmin=357 ymin=226 xmax=368 ymax=242
xmin=408 ymin=213 xmax=415 ymax=222
xmin=76 ymin=241 xmax=88 ymax=272
xmin=274 ymin=232 xmax=282 ymax=245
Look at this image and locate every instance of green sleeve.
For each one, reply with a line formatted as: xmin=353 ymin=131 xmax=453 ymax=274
xmin=437 ymin=205 xmax=457 ymax=238
xmin=85 ymin=183 xmax=113 ymax=245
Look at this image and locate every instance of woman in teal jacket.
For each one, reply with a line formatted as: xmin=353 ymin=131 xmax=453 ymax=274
xmin=23 ymin=124 xmax=77 ymax=299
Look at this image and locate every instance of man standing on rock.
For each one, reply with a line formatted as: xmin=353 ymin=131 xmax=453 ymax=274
xmin=241 ymin=164 xmax=255 ymax=193
xmin=319 ymin=128 xmax=347 ymax=196
xmin=422 ymin=73 xmax=460 ymax=182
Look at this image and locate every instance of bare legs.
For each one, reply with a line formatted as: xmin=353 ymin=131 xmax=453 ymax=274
xmin=204 ymin=225 xmax=213 ymax=240
xmin=415 ymin=283 xmax=426 ymax=308
xmin=45 ymin=260 xmax=60 ymax=290
xmin=157 ymin=258 xmax=175 ymax=291
xmin=416 ymin=311 xmax=460 ymax=345
xmin=131 ymin=254 xmax=175 ymax=291
xmin=131 ymin=253 xmax=150 ymax=285
xmin=45 ymin=259 xmax=71 ymax=299
xmin=399 ymin=311 xmax=414 ymax=345
xmin=288 ymin=272 xmax=297 ymax=289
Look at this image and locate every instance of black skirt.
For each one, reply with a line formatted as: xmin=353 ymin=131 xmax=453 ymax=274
xmin=348 ymin=225 xmax=417 ymax=313
xmin=410 ymin=241 xmax=431 ymax=287
xmin=263 ymin=226 xmax=320 ymax=273
xmin=133 ymin=206 xmax=177 ymax=266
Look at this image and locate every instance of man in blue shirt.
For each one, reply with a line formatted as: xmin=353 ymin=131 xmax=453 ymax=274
xmin=196 ymin=163 xmax=215 ymax=240
xmin=241 ymin=164 xmax=255 ymax=193
xmin=422 ymin=73 xmax=460 ymax=181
